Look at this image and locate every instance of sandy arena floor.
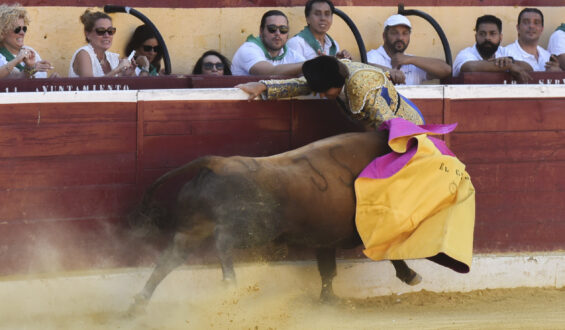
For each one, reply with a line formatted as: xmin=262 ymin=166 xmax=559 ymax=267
xmin=1 ymin=263 xmax=564 ymax=330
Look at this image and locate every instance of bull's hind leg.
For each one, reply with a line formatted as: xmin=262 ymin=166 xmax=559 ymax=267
xmin=391 ymin=260 xmax=422 ymax=286
xmin=129 ymin=222 xmax=214 ymax=313
xmin=316 ymin=247 xmax=338 ymax=303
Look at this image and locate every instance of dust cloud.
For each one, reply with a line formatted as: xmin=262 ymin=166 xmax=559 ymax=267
xmin=1 ymin=261 xmax=564 ymax=329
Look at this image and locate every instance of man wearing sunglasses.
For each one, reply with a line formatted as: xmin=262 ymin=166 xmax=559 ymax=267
xmin=231 ymin=10 xmax=305 ymax=76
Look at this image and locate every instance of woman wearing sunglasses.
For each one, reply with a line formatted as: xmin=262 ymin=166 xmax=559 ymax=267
xmin=124 ymin=24 xmax=163 ymax=76
xmin=192 ymin=50 xmax=232 ymax=76
xmin=0 ymin=4 xmax=56 ymax=78
xmin=69 ymin=9 xmax=133 ymax=77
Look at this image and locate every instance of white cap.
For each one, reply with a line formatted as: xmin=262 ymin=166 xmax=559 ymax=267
xmin=384 ymin=14 xmax=412 ymax=30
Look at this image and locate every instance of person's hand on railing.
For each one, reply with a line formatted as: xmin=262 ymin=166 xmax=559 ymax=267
xmin=545 ymin=55 xmax=563 ymax=72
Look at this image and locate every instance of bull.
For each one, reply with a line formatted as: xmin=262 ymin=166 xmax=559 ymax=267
xmin=129 ymin=130 xmax=421 ymax=310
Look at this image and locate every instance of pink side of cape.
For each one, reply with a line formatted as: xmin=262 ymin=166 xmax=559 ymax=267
xmin=358 ymin=118 xmax=457 ymax=179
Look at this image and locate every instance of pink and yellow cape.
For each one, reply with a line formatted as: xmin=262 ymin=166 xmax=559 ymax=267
xmin=355 ymin=118 xmax=475 ymax=273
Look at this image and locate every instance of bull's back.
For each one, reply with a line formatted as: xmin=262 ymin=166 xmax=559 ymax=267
xmin=207 ymin=131 xmax=389 ymax=247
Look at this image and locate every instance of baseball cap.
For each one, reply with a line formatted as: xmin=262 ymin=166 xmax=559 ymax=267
xmin=384 ymin=14 xmax=412 ymax=29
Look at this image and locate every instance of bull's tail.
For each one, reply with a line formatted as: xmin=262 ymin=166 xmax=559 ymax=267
xmin=129 ymin=156 xmax=220 ymax=236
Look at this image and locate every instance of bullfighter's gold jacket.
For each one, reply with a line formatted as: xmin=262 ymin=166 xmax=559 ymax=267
xmin=259 ymin=59 xmax=425 ymax=128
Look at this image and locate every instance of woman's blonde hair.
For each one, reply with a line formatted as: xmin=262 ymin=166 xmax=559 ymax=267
xmin=0 ymin=3 xmax=29 ymax=42
xmin=79 ymin=9 xmax=112 ymax=43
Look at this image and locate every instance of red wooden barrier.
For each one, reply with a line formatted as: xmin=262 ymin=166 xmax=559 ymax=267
xmin=0 ymin=77 xmax=564 ymax=276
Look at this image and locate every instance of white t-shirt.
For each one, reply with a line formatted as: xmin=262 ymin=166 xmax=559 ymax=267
xmin=286 ymin=34 xmax=340 ymax=60
xmin=452 ymin=44 xmax=507 ymax=77
xmin=0 ymin=46 xmax=47 ymax=78
xmin=366 ymin=46 xmax=427 ymax=85
xmin=230 ymin=41 xmax=306 ymax=76
xmin=502 ymin=40 xmax=551 ymax=71
xmin=547 ymin=30 xmax=565 ymax=56
xmin=68 ymin=44 xmax=120 ymax=77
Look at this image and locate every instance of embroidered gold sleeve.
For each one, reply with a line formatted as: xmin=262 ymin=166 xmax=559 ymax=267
xmin=259 ymin=77 xmax=312 ymax=100
xmin=343 ymin=62 xmax=424 ymax=127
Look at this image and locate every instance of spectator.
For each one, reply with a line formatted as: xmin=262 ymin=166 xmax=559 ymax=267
xmin=69 ymin=9 xmax=133 ymax=77
xmin=366 ymin=14 xmax=451 ymax=85
xmin=125 ymin=24 xmax=163 ymax=76
xmin=502 ymin=8 xmax=560 ymax=72
xmin=286 ymin=0 xmax=351 ymax=60
xmin=452 ymin=15 xmax=532 ymax=83
xmin=0 ymin=3 xmax=56 ymax=78
xmin=547 ymin=24 xmax=565 ymax=70
xmin=236 ymin=56 xmax=424 ymax=128
xmin=231 ymin=10 xmax=305 ymax=76
xmin=192 ymin=50 xmax=232 ymax=75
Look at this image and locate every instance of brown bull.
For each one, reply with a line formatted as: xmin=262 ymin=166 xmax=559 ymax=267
xmin=130 ymin=131 xmax=421 ymax=310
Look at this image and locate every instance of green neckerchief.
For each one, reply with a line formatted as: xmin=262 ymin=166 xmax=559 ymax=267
xmin=149 ymin=64 xmax=158 ymax=76
xmin=0 ymin=47 xmax=24 ymax=71
xmin=246 ymin=34 xmax=287 ymax=61
xmin=138 ymin=64 xmax=159 ymax=76
xmin=556 ymin=23 xmax=565 ymax=32
xmin=296 ymin=26 xmax=337 ymax=56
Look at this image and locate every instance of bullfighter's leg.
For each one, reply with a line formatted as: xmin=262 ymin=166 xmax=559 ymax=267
xmin=215 ymin=225 xmax=236 ymax=285
xmin=391 ymin=260 xmax=422 ymax=285
xmin=315 ymin=247 xmax=338 ymax=302
xmin=129 ymin=222 xmax=214 ymax=313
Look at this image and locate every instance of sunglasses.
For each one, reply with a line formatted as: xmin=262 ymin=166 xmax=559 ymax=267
xmin=94 ymin=27 xmax=117 ymax=36
xmin=142 ymin=45 xmax=161 ymax=53
xmin=13 ymin=26 xmax=27 ymax=34
xmin=266 ymin=24 xmax=289 ymax=34
xmin=203 ymin=62 xmax=224 ymax=70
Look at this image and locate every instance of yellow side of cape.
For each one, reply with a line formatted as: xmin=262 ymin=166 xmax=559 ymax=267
xmin=354 ymin=135 xmax=475 ymax=272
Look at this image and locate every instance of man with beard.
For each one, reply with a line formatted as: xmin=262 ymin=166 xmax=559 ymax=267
xmin=286 ymin=0 xmax=351 ymax=60
xmin=231 ymin=10 xmax=305 ymax=76
xmin=366 ymin=14 xmax=451 ymax=85
xmin=452 ymin=15 xmax=533 ymax=83
xmin=502 ymin=8 xmax=561 ymax=72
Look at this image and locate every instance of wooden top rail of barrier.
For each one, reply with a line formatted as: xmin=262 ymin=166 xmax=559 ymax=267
xmin=447 ymin=72 xmax=565 ymax=85
xmin=2 ymin=71 xmax=565 ymax=94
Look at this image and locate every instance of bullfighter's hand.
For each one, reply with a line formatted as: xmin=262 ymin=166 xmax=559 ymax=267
xmin=235 ymin=82 xmax=267 ymax=101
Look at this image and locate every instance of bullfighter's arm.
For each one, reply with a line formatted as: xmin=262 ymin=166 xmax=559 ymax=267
xmin=259 ymin=77 xmax=313 ymax=100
